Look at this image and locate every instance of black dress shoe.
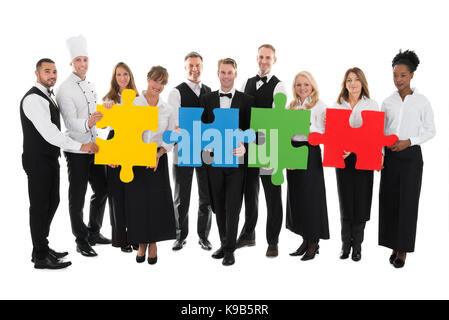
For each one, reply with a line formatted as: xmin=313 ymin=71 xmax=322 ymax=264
xmin=121 ymin=245 xmax=133 ymax=253
xmin=199 ymin=238 xmax=212 ymax=251
xmin=235 ymin=238 xmax=256 ymax=249
xmin=49 ymin=248 xmax=69 ymax=259
xmin=340 ymin=243 xmax=351 ymax=260
xmin=172 ymin=239 xmax=186 ymax=251
xmin=222 ymin=252 xmax=235 ymax=266
xmin=88 ymin=233 xmax=112 ymax=246
xmin=266 ymin=244 xmax=278 ymax=257
xmin=290 ymin=241 xmax=308 ymax=256
xmin=301 ymin=245 xmax=319 ymax=261
xmin=389 ymin=253 xmax=397 ymax=264
xmin=34 ymin=256 xmax=72 ymax=270
xmin=351 ymin=251 xmax=362 ymax=262
xmin=212 ymin=247 xmax=224 ymax=259
xmin=136 ymin=255 xmax=146 ymax=263
xmin=148 ymin=256 xmax=158 ymax=265
xmin=393 ymin=258 xmax=405 ymax=269
xmin=76 ymin=243 xmax=98 ymax=257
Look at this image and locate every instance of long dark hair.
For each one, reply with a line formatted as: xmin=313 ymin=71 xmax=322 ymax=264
xmin=103 ymin=62 xmax=139 ymax=104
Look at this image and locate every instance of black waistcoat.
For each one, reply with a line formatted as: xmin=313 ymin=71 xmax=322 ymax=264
xmin=244 ymin=75 xmax=280 ymax=108
xmin=176 ymin=82 xmax=211 ymax=108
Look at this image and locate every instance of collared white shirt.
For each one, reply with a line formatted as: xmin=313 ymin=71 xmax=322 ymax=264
xmin=240 ymin=72 xmax=288 ymax=108
xmin=218 ymin=87 xmax=236 ymax=109
xmin=332 ymin=96 xmax=379 ymax=128
xmin=56 ymin=73 xmax=98 ymax=153
xmin=133 ymin=91 xmax=176 ymax=151
xmin=168 ymin=80 xmax=203 ymax=127
xmin=22 ymin=82 xmax=82 ymax=151
xmin=290 ymin=98 xmax=327 ymax=142
xmin=382 ymin=89 xmax=436 ymax=146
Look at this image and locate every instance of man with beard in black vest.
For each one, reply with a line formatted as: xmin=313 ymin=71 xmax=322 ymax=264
xmin=20 ymin=58 xmax=98 ymax=269
xmin=168 ymin=52 xmax=213 ymax=251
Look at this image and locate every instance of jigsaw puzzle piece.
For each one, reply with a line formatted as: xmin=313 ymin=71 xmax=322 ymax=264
xmin=95 ymin=89 xmax=159 ymax=183
xmin=249 ymin=93 xmax=311 ymax=185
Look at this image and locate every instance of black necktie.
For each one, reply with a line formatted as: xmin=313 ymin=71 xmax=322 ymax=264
xmin=256 ymin=75 xmax=267 ymax=84
xmin=219 ymin=93 xmax=232 ymax=99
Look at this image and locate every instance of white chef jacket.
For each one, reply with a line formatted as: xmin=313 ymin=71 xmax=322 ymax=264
xmin=56 ymin=73 xmax=98 ymax=153
xmin=240 ymin=72 xmax=288 ymax=108
xmin=382 ymin=89 xmax=436 ymax=146
xmin=133 ymin=92 xmax=176 ymax=152
xmin=290 ymin=98 xmax=327 ymax=142
xmin=332 ymin=96 xmax=379 ymax=128
xmin=22 ymin=82 xmax=82 ymax=151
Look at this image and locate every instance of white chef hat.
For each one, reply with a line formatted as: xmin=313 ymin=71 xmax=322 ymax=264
xmin=66 ymin=35 xmax=88 ymax=61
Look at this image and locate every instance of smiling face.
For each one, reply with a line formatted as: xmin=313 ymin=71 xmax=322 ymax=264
xmin=218 ymin=63 xmax=237 ymax=91
xmin=295 ymin=75 xmax=313 ymax=103
xmin=71 ymin=56 xmax=89 ymax=79
xmin=393 ymin=64 xmax=414 ymax=92
xmin=147 ymin=78 xmax=165 ymax=97
xmin=257 ymin=47 xmax=277 ymax=76
xmin=185 ymin=57 xmax=203 ymax=83
xmin=115 ymin=66 xmax=130 ymax=92
xmin=345 ymin=72 xmax=362 ymax=98
xmin=35 ymin=62 xmax=57 ymax=89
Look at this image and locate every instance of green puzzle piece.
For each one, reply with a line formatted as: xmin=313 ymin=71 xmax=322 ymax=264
xmin=248 ymin=93 xmax=311 ymax=185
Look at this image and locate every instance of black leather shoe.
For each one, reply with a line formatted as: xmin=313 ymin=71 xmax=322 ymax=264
xmin=34 ymin=256 xmax=72 ymax=270
xmin=88 ymin=233 xmax=112 ymax=246
xmin=266 ymin=244 xmax=278 ymax=257
xmin=76 ymin=243 xmax=98 ymax=257
xmin=199 ymin=238 xmax=212 ymax=251
xmin=389 ymin=253 xmax=397 ymax=264
xmin=136 ymin=255 xmax=146 ymax=263
xmin=148 ymin=256 xmax=158 ymax=265
xmin=121 ymin=245 xmax=133 ymax=253
xmin=172 ymin=239 xmax=186 ymax=251
xmin=301 ymin=245 xmax=319 ymax=261
xmin=236 ymin=238 xmax=256 ymax=249
xmin=32 ymin=248 xmax=69 ymax=263
xmin=212 ymin=247 xmax=224 ymax=259
xmin=222 ymin=252 xmax=235 ymax=266
xmin=290 ymin=241 xmax=308 ymax=256
xmin=393 ymin=258 xmax=405 ymax=269
xmin=351 ymin=250 xmax=362 ymax=262
xmin=340 ymin=243 xmax=351 ymax=260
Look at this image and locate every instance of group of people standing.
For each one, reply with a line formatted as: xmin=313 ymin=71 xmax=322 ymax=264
xmin=20 ymin=35 xmax=436 ymax=270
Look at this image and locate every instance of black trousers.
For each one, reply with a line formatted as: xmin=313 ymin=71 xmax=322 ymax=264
xmin=64 ymin=152 xmax=108 ymax=245
xmin=207 ymin=167 xmax=245 ymax=253
xmin=341 ymin=219 xmax=366 ymax=251
xmin=173 ymin=164 xmax=212 ymax=241
xmin=22 ymin=154 xmax=60 ymax=260
xmin=239 ymin=168 xmax=283 ymax=245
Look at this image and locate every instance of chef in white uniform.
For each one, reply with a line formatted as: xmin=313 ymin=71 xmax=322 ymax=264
xmin=56 ymin=35 xmax=110 ymax=258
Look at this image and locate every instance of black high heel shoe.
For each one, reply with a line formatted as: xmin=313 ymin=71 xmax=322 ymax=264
xmin=136 ymin=254 xmax=146 ymax=263
xmin=148 ymin=256 xmax=158 ymax=265
xmin=301 ymin=244 xmax=320 ymax=261
xmin=389 ymin=252 xmax=397 ymax=264
xmin=290 ymin=241 xmax=308 ymax=256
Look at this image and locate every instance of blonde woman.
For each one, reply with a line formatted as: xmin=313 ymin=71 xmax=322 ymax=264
xmin=333 ymin=67 xmax=378 ymax=262
xmin=286 ymin=71 xmax=329 ymax=261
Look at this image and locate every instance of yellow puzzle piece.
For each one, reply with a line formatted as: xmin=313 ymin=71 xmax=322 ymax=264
xmin=95 ymin=89 xmax=158 ymax=183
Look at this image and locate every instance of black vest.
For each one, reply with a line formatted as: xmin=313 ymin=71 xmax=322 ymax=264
xmin=20 ymin=87 xmax=61 ymax=158
xmin=176 ymin=82 xmax=211 ymax=107
xmin=244 ymin=75 xmax=280 ymax=108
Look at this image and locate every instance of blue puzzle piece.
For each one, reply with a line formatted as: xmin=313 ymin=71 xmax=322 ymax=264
xmin=163 ymin=107 xmax=255 ymax=167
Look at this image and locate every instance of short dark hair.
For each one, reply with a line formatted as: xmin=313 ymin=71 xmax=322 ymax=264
xmin=36 ymin=58 xmax=55 ymax=70
xmin=184 ymin=52 xmax=203 ymax=61
xmin=392 ymin=50 xmax=420 ymax=73
xmin=147 ymin=66 xmax=169 ymax=85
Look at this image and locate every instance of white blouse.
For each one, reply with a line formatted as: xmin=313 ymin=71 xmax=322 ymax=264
xmin=289 ymin=98 xmax=327 ymax=142
xmin=382 ymin=89 xmax=436 ymax=146
xmin=332 ymin=96 xmax=379 ymax=128
xmin=133 ymin=92 xmax=176 ymax=152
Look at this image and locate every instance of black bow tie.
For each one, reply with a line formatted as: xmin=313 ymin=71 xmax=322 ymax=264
xmin=219 ymin=93 xmax=232 ymax=99
xmin=48 ymin=89 xmax=55 ymax=96
xmin=256 ymin=75 xmax=268 ymax=84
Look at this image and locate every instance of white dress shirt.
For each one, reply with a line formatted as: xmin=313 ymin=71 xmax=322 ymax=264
xmin=240 ymin=72 xmax=288 ymax=108
xmin=382 ymin=89 xmax=436 ymax=146
xmin=22 ymin=82 xmax=82 ymax=151
xmin=290 ymin=98 xmax=327 ymax=142
xmin=218 ymin=87 xmax=236 ymax=109
xmin=56 ymin=73 xmax=98 ymax=153
xmin=167 ymin=80 xmax=203 ymax=126
xmin=133 ymin=92 xmax=176 ymax=152
xmin=332 ymin=96 xmax=379 ymax=128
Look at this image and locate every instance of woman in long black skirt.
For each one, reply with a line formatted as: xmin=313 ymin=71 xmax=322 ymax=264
xmin=333 ymin=67 xmax=379 ymax=262
xmin=102 ymin=62 xmax=139 ymax=253
xmin=286 ymin=71 xmax=329 ymax=261
xmin=125 ymin=66 xmax=177 ymax=265
xmin=380 ymin=50 xmax=435 ymax=268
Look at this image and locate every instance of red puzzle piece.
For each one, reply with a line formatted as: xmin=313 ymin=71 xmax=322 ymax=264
xmin=308 ymin=109 xmax=398 ymax=170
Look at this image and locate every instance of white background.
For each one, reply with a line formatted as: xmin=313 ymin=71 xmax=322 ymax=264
xmin=1 ymin=0 xmax=448 ymax=300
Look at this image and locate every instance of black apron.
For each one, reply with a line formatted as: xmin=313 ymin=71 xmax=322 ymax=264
xmin=379 ymin=146 xmax=423 ymax=252
xmin=335 ymin=153 xmax=374 ymax=223
xmin=286 ymin=141 xmax=330 ymax=241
